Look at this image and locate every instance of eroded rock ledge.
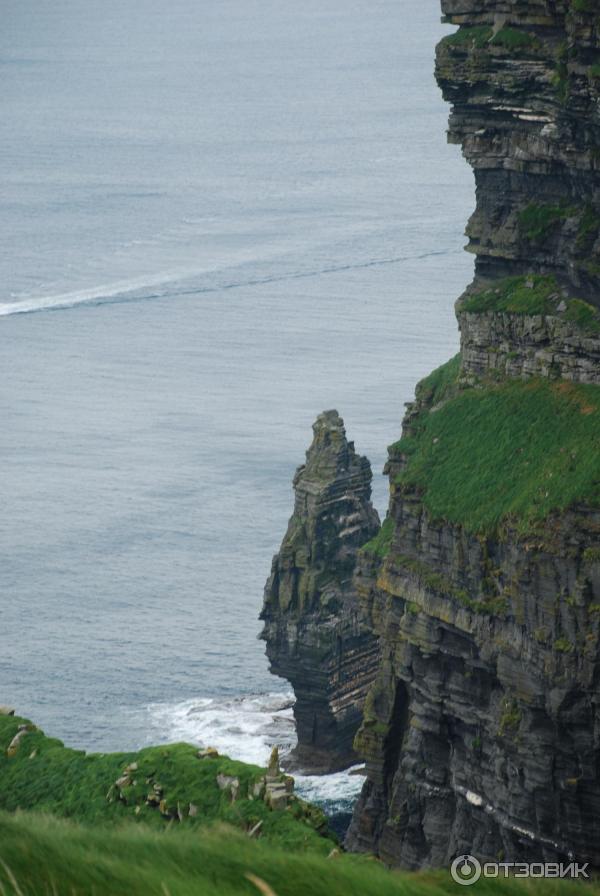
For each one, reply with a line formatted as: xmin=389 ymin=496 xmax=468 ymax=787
xmin=260 ymin=410 xmax=380 ymax=773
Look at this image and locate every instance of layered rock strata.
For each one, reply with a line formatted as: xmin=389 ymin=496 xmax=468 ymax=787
xmin=260 ymin=410 xmax=380 ymax=772
xmin=436 ymin=0 xmax=600 ymax=379
xmin=346 ymin=408 xmax=600 ymax=867
xmin=436 ymin=0 xmax=600 ymax=300
xmin=261 ymin=0 xmax=600 ymax=866
xmin=345 ymin=0 xmax=600 ymax=869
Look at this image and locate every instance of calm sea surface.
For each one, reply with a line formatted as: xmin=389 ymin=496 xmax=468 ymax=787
xmin=1 ymin=0 xmax=473 ymax=801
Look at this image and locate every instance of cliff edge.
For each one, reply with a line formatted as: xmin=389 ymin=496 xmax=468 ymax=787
xmin=346 ymin=0 xmax=600 ymax=869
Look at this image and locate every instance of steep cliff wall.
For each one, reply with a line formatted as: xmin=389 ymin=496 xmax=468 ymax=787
xmin=346 ymin=0 xmax=600 ymax=870
xmin=437 ymin=0 xmax=600 ymax=378
xmin=260 ymin=411 xmax=380 ymax=772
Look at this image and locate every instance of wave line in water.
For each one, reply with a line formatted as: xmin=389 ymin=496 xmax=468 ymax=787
xmin=0 ymin=248 xmax=460 ymax=318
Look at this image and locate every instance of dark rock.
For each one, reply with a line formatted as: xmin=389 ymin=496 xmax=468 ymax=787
xmin=344 ymin=0 xmax=600 ymax=871
xmin=436 ymin=0 xmax=600 ymax=308
xmin=260 ymin=410 xmax=380 ymax=772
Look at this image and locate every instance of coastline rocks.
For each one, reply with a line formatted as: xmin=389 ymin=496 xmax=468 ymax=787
xmin=260 ymin=410 xmax=380 ymax=772
xmin=216 ymin=773 xmax=240 ymax=802
xmin=6 ymin=725 xmax=34 ymax=757
xmin=346 ymin=490 xmax=600 ymax=868
xmin=459 ymin=309 xmax=600 ymax=384
xmin=198 ymin=747 xmax=219 ymax=759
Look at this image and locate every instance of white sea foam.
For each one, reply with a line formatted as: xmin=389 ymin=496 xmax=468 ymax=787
xmin=294 ymin=766 xmax=365 ymax=812
xmin=146 ymin=692 xmax=297 ymax=768
xmin=0 ymin=272 xmax=184 ymax=317
xmin=144 ymin=692 xmax=364 ymax=813
xmin=0 ymin=248 xmax=453 ymax=318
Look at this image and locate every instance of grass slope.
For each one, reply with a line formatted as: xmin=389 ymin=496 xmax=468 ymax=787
xmin=0 ymin=714 xmax=330 ymax=853
xmin=392 ymin=372 xmax=600 ymax=533
xmin=0 ymin=810 xmax=594 ymax=896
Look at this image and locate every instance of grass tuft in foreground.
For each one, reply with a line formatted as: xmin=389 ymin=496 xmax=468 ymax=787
xmin=0 ymin=810 xmax=592 ymax=896
xmin=0 ymin=714 xmax=331 ymax=853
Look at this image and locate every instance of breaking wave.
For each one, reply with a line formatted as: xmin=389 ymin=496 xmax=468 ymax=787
xmin=143 ymin=691 xmax=364 ymax=817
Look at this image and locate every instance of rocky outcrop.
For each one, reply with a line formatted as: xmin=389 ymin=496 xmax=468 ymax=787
xmin=346 ymin=458 xmax=600 ymax=867
xmin=344 ymin=0 xmax=600 ymax=872
xmin=258 ymin=0 xmax=600 ymax=866
xmin=460 ymin=305 xmax=600 ymax=383
xmin=436 ymin=0 xmax=600 ymax=302
xmin=436 ymin=0 xmax=600 ymax=380
xmin=260 ymin=410 xmax=380 ymax=772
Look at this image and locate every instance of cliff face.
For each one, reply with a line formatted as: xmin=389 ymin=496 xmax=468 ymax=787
xmin=260 ymin=0 xmax=600 ymax=865
xmin=437 ymin=0 xmax=600 ymax=298
xmin=345 ymin=0 xmax=600 ymax=870
xmin=436 ymin=0 xmax=600 ymax=380
xmin=260 ymin=411 xmax=380 ymax=772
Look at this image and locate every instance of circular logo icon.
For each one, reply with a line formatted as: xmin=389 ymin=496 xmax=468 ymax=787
xmin=451 ymin=854 xmax=482 ymax=886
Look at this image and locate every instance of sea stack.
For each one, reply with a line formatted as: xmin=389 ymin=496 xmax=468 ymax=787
xmin=260 ymin=410 xmax=380 ymax=773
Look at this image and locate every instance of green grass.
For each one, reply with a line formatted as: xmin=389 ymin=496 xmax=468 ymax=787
xmin=361 ymin=516 xmax=394 ymax=558
xmin=461 ymin=275 xmax=561 ymax=315
xmin=571 ymin=0 xmax=594 ymax=12
xmin=393 ymin=555 xmax=508 ymax=616
xmin=414 ymin=353 xmax=461 ymax=407
xmin=564 ymin=299 xmax=600 ymax=334
xmin=518 ymin=203 xmax=574 ymax=241
xmin=0 ymin=811 xmax=591 ymax=896
xmin=498 ymin=699 xmax=522 ymax=737
xmin=393 ymin=378 xmax=600 ymax=534
xmin=440 ymin=25 xmax=536 ymax=52
xmin=0 ymin=715 xmax=331 ymax=853
xmin=489 ymin=28 xmax=537 ymax=50
xmin=554 ymin=637 xmax=575 ymax=653
xmin=576 ymin=204 xmax=600 ymax=247
xmin=442 ymin=25 xmax=539 ymax=51
xmin=460 ymin=275 xmax=600 ymax=332
xmin=440 ymin=25 xmax=493 ymax=49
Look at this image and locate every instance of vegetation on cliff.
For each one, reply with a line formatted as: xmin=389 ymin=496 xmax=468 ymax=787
xmin=0 ymin=714 xmax=330 ymax=853
xmin=1 ymin=714 xmax=585 ymax=895
xmin=361 ymin=515 xmax=394 ymax=558
xmin=391 ymin=370 xmax=600 ymax=533
xmin=460 ymin=276 xmax=600 ymax=333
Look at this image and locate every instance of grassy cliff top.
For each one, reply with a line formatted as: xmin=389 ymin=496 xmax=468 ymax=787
xmin=0 ymin=810 xmax=591 ymax=896
xmin=0 ymin=715 xmax=586 ymax=894
xmin=390 ymin=361 xmax=600 ymax=534
xmin=0 ymin=713 xmax=330 ymax=853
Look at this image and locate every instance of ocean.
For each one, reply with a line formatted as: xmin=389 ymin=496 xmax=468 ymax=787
xmin=1 ymin=0 xmax=473 ymax=813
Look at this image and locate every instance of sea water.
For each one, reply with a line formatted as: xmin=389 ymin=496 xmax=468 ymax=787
xmin=1 ymin=0 xmax=473 ymax=813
